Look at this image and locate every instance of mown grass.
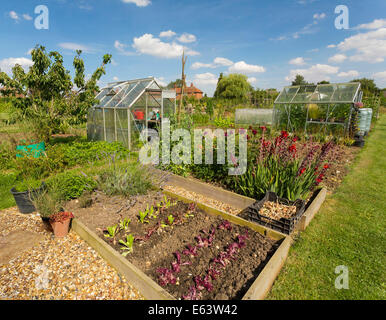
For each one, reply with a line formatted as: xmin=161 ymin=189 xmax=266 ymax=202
xmin=267 ymin=113 xmax=386 ymax=300
xmin=0 ymin=173 xmax=17 ymax=210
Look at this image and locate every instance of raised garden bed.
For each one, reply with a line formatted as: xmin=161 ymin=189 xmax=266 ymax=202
xmin=68 ymin=190 xmax=291 ymax=300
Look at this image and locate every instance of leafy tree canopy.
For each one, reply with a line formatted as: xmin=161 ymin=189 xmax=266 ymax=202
xmin=214 ymin=73 xmax=253 ymax=101
xmin=350 ymin=78 xmax=380 ymax=96
xmin=0 ymin=45 xmax=111 ymax=141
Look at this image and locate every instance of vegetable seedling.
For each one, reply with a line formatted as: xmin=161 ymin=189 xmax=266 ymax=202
xmin=119 ymin=218 xmax=131 ymax=231
xmin=119 ymin=234 xmax=134 ymax=256
xmin=167 ymin=214 xmax=175 ymax=226
xmin=104 ymin=225 xmax=118 ymax=238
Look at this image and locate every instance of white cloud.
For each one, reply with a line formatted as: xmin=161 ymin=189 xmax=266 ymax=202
xmin=121 ymin=0 xmax=151 ymax=7
xmin=58 ymin=42 xmax=95 ymax=53
xmin=214 ymin=57 xmax=233 ymax=67
xmin=22 ymin=14 xmax=33 ymax=21
xmin=355 ymin=19 xmax=386 ymax=30
xmin=247 ymin=77 xmax=258 ymax=85
xmin=114 ymin=40 xmax=136 ymax=56
xmin=328 ymin=54 xmax=347 ymax=63
xmin=113 ymin=76 xmax=119 ymax=81
xmin=313 ymin=13 xmax=326 ymax=20
xmin=191 ymin=57 xmax=234 ymax=70
xmin=337 ymin=70 xmax=359 ymax=78
xmin=0 ymin=57 xmax=33 ymax=75
xmin=192 ymin=62 xmax=215 ymax=69
xmin=289 ymin=57 xmax=306 ymax=66
xmin=9 ymin=11 xmax=20 ymax=21
xmin=373 ymin=71 xmax=386 ymax=86
xmin=308 ymin=48 xmax=319 ymax=53
xmin=155 ymin=77 xmax=167 ymax=87
xmin=159 ymin=30 xmax=176 ymax=38
xmin=132 ymin=34 xmax=199 ymax=59
xmin=190 ymin=73 xmax=218 ymax=96
xmin=286 ymin=64 xmax=339 ymax=83
xmin=336 ymin=27 xmax=386 ymax=63
xmin=327 ymin=44 xmax=336 ymax=48
xmin=228 ymin=61 xmax=266 ymax=74
xmin=177 ymin=33 xmax=197 ymax=43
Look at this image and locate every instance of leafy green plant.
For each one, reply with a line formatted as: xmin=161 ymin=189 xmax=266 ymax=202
xmin=97 ymin=164 xmax=153 ymax=198
xmin=119 ymin=218 xmax=131 ymax=231
xmin=167 ymin=214 xmax=175 ymax=226
xmin=119 ymin=234 xmax=135 ymax=256
xmin=14 ymin=179 xmax=42 ymax=193
xmin=31 ymin=185 xmax=63 ymax=219
xmin=104 ymin=225 xmax=118 ymax=239
xmin=47 ymin=171 xmax=97 ymax=201
xmin=138 ymin=208 xmax=149 ymax=224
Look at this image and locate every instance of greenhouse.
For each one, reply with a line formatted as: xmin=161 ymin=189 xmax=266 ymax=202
xmin=87 ymin=77 xmax=176 ymax=150
xmin=272 ymin=82 xmax=362 ymax=136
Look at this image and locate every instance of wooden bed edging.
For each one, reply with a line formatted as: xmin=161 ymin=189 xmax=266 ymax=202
xmin=72 ymin=190 xmax=292 ymax=301
xmin=71 ymin=218 xmax=175 ymax=300
xmin=297 ymin=188 xmax=327 ymax=231
xmin=164 ymin=173 xmax=256 ymax=210
xmin=163 ymin=173 xmax=328 ymax=234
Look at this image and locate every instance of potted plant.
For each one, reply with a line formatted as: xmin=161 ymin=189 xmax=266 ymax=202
xmin=31 ymin=187 xmax=73 ymax=238
xmin=49 ymin=212 xmax=74 ymax=238
xmin=10 ymin=179 xmax=46 ymax=214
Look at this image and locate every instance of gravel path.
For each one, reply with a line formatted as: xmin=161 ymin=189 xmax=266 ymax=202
xmin=0 ymin=207 xmax=144 ymax=300
xmin=163 ymin=185 xmax=241 ymax=216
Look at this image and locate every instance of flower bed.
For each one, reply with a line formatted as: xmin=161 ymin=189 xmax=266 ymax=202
xmin=69 ymin=193 xmax=281 ymax=300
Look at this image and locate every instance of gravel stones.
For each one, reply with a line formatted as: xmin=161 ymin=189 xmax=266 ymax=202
xmin=0 ymin=207 xmax=144 ymax=300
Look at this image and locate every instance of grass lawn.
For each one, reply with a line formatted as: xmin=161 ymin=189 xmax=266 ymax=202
xmin=267 ymin=113 xmax=386 ymax=300
xmin=0 ymin=173 xmax=17 ymax=210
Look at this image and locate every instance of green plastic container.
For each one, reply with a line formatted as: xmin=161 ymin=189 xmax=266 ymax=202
xmin=16 ymin=141 xmax=46 ymax=158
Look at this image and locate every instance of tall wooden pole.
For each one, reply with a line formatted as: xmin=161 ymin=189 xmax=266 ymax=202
xmin=178 ymin=51 xmax=187 ymax=124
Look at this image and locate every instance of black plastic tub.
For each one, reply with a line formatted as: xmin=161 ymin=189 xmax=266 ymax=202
xmin=239 ymin=191 xmax=306 ymax=235
xmin=10 ymin=183 xmax=46 ymax=214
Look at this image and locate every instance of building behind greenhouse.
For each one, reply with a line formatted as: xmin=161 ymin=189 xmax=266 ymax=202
xmin=273 ymin=82 xmax=362 ymax=137
xmin=87 ymin=78 xmax=176 ymax=150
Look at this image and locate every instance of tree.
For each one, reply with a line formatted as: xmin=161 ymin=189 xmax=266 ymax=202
xmin=167 ymin=79 xmax=183 ymax=89
xmin=318 ymin=80 xmax=330 ymax=85
xmin=213 ymin=73 xmax=223 ymax=98
xmin=214 ymin=73 xmax=253 ymax=101
xmin=0 ymin=45 xmax=111 ymax=141
xmin=291 ymin=74 xmax=307 ymax=86
xmin=350 ymin=78 xmax=380 ymax=96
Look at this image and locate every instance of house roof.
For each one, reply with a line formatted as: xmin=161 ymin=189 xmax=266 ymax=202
xmin=174 ymin=83 xmax=203 ymax=95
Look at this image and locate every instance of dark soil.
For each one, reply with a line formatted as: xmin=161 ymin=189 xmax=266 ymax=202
xmin=66 ymin=192 xmax=280 ymax=300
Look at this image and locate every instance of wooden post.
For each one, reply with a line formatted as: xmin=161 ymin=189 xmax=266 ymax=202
xmin=178 ymin=51 xmax=187 ymax=124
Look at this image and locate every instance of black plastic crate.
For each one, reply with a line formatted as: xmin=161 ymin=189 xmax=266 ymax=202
xmin=240 ymin=191 xmax=306 ymax=235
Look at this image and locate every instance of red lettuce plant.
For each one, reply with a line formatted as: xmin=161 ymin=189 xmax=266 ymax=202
xmin=182 ymin=285 xmax=202 ymax=300
xmin=156 ymin=268 xmax=177 ymax=287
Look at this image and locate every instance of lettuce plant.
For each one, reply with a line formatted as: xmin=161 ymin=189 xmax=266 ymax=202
xmin=119 ymin=234 xmax=134 ymax=256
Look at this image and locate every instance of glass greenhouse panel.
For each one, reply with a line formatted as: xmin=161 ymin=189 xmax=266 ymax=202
xmin=116 ymin=108 xmax=129 ymax=148
xmin=104 ymin=108 xmax=115 ymax=143
xmin=276 ymin=86 xmax=299 ymax=103
xmin=235 ymin=109 xmax=273 ymax=125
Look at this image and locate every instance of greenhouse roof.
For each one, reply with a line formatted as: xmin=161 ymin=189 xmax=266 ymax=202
xmin=94 ymin=77 xmax=166 ymax=109
xmin=275 ymin=82 xmax=361 ymax=104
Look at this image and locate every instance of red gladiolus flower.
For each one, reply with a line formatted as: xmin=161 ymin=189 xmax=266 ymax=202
xmin=252 ymin=129 xmax=258 ymax=135
xmin=293 ymin=137 xmax=298 ymax=142
xmin=299 ymin=168 xmax=306 ymax=176
xmin=260 ymin=126 xmax=267 ymax=132
xmin=316 ymin=178 xmax=322 ymax=184
xmin=324 ymin=164 xmax=329 ymax=169
xmin=281 ymin=131 xmax=289 ymax=138
xmin=289 ymin=144 xmax=296 ymax=153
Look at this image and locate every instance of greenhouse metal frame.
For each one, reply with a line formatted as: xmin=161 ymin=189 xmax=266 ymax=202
xmin=87 ymin=77 xmax=176 ymax=150
xmin=272 ymin=82 xmax=362 ymax=136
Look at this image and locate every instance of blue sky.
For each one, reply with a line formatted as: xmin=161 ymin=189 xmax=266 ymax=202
xmin=1 ymin=0 xmax=386 ymax=96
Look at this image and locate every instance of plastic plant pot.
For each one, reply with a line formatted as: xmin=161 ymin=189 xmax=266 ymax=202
xmin=10 ymin=183 xmax=47 ymax=214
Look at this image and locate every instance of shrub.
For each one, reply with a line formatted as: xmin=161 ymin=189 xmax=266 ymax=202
xmin=47 ymin=171 xmax=97 ymax=201
xmin=14 ymin=179 xmax=42 ymax=192
xmin=97 ymin=164 xmax=153 ymax=198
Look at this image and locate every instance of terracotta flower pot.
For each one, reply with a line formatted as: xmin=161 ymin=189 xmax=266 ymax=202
xmin=49 ymin=212 xmax=74 ymax=238
xmin=50 ymin=218 xmax=71 ymax=238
